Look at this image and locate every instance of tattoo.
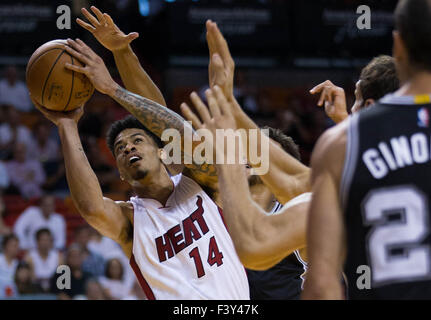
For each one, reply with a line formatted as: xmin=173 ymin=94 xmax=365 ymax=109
xmin=113 ymin=87 xmax=186 ymax=137
xmin=113 ymin=87 xmax=218 ymax=187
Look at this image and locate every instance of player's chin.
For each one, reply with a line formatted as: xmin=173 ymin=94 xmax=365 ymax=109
xmin=131 ymin=168 xmax=149 ymax=181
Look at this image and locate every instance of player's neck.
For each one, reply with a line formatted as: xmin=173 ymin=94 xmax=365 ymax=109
xmin=396 ymin=71 xmax=431 ymax=96
xmin=133 ymin=167 xmax=174 ymax=206
xmin=250 ymin=184 xmax=277 ymax=211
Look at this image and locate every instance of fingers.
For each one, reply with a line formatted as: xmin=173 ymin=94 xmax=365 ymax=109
xmin=104 ymin=13 xmax=115 ymax=26
xmin=310 ymin=80 xmax=334 ymax=94
xmin=190 ymin=92 xmax=211 ymax=124
xmin=181 ymin=103 xmax=203 ymax=129
xmin=64 ymin=63 xmax=86 ymax=74
xmin=212 ymin=23 xmax=234 ymax=70
xmin=213 ymin=86 xmax=231 ymax=116
xmin=90 ymin=6 xmax=106 ymax=24
xmin=126 ymin=32 xmax=139 ymax=42
xmin=317 ymin=87 xmax=335 ymax=107
xmin=76 ymin=18 xmax=95 ymax=32
xmin=64 ymin=41 xmax=91 ymax=65
xmin=66 ymin=38 xmax=97 ymax=62
xmin=81 ymin=8 xmax=100 ymax=27
xmin=205 ymin=89 xmax=221 ymax=118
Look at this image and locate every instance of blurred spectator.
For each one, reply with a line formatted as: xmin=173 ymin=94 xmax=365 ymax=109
xmin=88 ymin=228 xmax=135 ymax=288
xmin=33 ymin=121 xmax=59 ymax=163
xmin=83 ymin=278 xmax=109 ymax=300
xmin=73 ymin=225 xmax=105 ymax=277
xmin=49 ymin=244 xmax=91 ymax=300
xmin=0 ymin=161 xmax=10 ymax=191
xmin=14 ymin=262 xmax=44 ymax=295
xmin=42 ymin=150 xmax=69 ymax=198
xmin=122 ymin=280 xmax=147 ymax=300
xmin=0 ymin=106 xmax=37 ymax=160
xmin=0 ymin=194 xmax=11 ymax=241
xmin=13 ymin=194 xmax=66 ymax=250
xmin=233 ymin=70 xmax=258 ymax=115
xmin=0 ymin=234 xmax=19 ymax=282
xmin=24 ymin=228 xmax=64 ymax=292
xmin=5 ymin=143 xmax=45 ymax=199
xmin=84 ymin=136 xmax=118 ymax=192
xmin=98 ymin=258 xmax=130 ymax=300
xmin=0 ymin=66 xmax=32 ymax=112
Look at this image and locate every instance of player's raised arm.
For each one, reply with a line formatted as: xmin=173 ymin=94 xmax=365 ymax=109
xmin=182 ymin=86 xmax=308 ymax=269
xmin=205 ymin=20 xmax=310 ymax=204
xmin=63 ymin=39 xmax=219 ymax=192
xmin=302 ymin=124 xmax=347 ymax=300
xmin=32 ymin=100 xmax=132 ymax=256
xmin=76 ymin=6 xmax=166 ymax=107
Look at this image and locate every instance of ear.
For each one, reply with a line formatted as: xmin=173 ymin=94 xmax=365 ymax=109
xmin=364 ymin=98 xmax=375 ymax=108
xmin=159 ymin=148 xmax=167 ymax=161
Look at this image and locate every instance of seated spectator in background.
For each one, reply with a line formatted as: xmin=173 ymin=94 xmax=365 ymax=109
xmin=0 ymin=106 xmax=36 ymax=160
xmin=33 ymin=121 xmax=59 ymax=163
xmin=83 ymin=278 xmax=109 ymax=300
xmin=42 ymin=150 xmax=69 ymax=198
xmin=0 ymin=193 xmax=11 ymax=241
xmin=6 ymin=143 xmax=45 ymax=199
xmin=14 ymin=262 xmax=44 ymax=296
xmin=24 ymin=228 xmax=64 ymax=292
xmin=0 ymin=66 xmax=32 ymax=112
xmin=13 ymin=194 xmax=66 ymax=250
xmin=88 ymin=228 xmax=135 ymax=288
xmin=0 ymin=234 xmax=19 ymax=282
xmin=83 ymin=136 xmax=118 ymax=193
xmin=0 ymin=161 xmax=9 ymax=191
xmin=122 ymin=280 xmax=147 ymax=300
xmin=49 ymin=244 xmax=91 ymax=300
xmin=98 ymin=258 xmax=130 ymax=300
xmin=73 ymin=225 xmax=105 ymax=277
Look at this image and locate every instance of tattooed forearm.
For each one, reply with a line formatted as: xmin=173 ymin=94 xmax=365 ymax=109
xmin=112 ymin=87 xmax=190 ymax=138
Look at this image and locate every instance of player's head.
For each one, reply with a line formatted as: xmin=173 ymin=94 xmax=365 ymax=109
xmin=247 ymin=126 xmax=300 ymax=186
xmin=351 ymin=55 xmax=399 ymax=113
xmin=393 ymin=0 xmax=431 ymax=83
xmin=107 ymin=115 xmax=165 ymax=186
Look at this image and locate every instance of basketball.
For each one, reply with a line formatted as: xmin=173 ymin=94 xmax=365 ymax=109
xmin=26 ymin=39 xmax=95 ymax=112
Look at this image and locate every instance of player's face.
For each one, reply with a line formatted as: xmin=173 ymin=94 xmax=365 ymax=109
xmin=113 ymin=128 xmax=162 ymax=184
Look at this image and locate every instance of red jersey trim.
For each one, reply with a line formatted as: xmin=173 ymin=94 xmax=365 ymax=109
xmin=130 ymin=254 xmax=156 ymax=300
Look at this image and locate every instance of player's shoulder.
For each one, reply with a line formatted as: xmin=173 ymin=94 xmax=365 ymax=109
xmin=312 ymin=119 xmax=348 ymax=167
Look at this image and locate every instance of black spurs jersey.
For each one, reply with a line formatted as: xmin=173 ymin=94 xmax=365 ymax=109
xmin=341 ymin=94 xmax=431 ymax=299
xmin=247 ymin=195 xmax=309 ymax=300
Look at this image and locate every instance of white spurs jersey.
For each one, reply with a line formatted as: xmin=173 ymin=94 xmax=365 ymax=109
xmin=129 ymin=173 xmax=250 ymax=300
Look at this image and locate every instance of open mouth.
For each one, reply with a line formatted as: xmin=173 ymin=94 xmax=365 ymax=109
xmin=129 ymin=155 xmax=142 ymax=165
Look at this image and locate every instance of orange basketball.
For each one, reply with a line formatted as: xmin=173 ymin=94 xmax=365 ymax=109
xmin=26 ymin=39 xmax=95 ymax=112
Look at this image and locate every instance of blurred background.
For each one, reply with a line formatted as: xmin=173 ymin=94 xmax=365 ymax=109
xmin=0 ymin=0 xmax=397 ymax=299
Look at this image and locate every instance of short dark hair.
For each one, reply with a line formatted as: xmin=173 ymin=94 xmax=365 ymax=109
xmin=395 ymin=0 xmax=431 ymax=72
xmin=262 ymin=126 xmax=301 ymax=161
xmin=359 ymin=55 xmax=399 ymax=101
xmin=2 ymin=234 xmax=18 ymax=249
xmin=35 ymin=228 xmax=52 ymax=241
xmin=106 ymin=115 xmax=163 ymax=155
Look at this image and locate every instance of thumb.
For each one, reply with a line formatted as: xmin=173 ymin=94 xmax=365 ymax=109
xmin=126 ymin=32 xmax=139 ymax=42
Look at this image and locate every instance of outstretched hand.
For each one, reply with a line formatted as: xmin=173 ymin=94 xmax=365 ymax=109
xmin=310 ymin=80 xmax=349 ymax=124
xmin=31 ymin=96 xmax=84 ymax=127
xmin=64 ymin=39 xmax=117 ymax=95
xmin=181 ymin=86 xmax=236 ymax=133
xmin=206 ymin=20 xmax=235 ymax=101
xmin=77 ymin=6 xmax=139 ymax=51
